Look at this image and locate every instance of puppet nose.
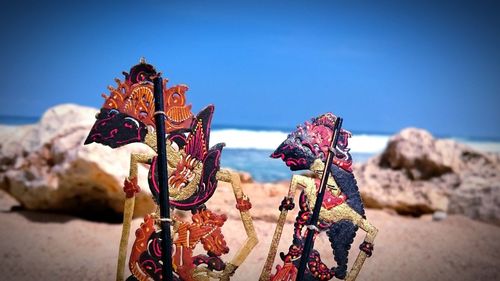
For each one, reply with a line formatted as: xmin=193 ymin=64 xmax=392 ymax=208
xmin=270 ymin=139 xmax=292 ymax=159
xmin=84 ymin=133 xmax=99 ymax=145
xmin=84 ymin=136 xmax=93 ymax=145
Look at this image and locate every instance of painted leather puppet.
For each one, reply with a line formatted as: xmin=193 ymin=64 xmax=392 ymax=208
xmin=85 ymin=60 xmax=258 ymax=281
xmin=259 ymin=113 xmax=377 ymax=281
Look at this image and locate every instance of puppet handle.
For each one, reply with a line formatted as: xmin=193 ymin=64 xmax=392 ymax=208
xmin=259 ymin=175 xmax=302 ymax=281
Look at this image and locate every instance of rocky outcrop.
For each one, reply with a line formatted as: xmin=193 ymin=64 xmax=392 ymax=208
xmin=0 ymin=104 xmax=258 ymax=221
xmin=0 ymin=104 xmax=156 ymax=220
xmin=354 ymin=128 xmax=500 ymax=225
xmin=1 ymin=106 xmax=499 ymax=225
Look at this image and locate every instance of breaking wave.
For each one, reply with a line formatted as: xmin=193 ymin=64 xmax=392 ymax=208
xmin=209 ymin=129 xmax=390 ymax=153
xmin=209 ymin=129 xmax=500 ymax=154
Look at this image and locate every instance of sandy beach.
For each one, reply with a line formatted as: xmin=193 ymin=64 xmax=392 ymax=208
xmin=1 ymin=186 xmax=499 ymax=281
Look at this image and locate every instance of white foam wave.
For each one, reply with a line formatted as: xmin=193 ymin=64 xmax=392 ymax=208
xmin=210 ymin=129 xmax=288 ymax=150
xmin=209 ymin=129 xmax=390 ymax=153
xmin=209 ymin=129 xmax=500 ymax=154
xmin=459 ymin=140 xmax=500 ymax=153
xmin=348 ymin=134 xmax=390 ymax=153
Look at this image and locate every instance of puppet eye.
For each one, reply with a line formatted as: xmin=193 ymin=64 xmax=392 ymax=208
xmin=124 ymin=117 xmax=140 ymax=128
xmin=108 ymin=109 xmax=119 ymax=116
xmin=171 ymin=141 xmax=179 ymax=151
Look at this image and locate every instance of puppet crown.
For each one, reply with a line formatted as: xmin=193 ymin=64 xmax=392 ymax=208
xmin=101 ymin=59 xmax=194 ymax=132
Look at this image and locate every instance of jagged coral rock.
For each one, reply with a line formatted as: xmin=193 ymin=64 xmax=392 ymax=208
xmin=0 ymin=104 xmax=155 ymax=219
xmin=354 ymin=128 xmax=500 ymax=225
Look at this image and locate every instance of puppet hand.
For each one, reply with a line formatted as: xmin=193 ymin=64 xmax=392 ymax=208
xmin=359 ymin=241 xmax=374 ymax=257
xmin=236 ymin=195 xmax=252 ymax=212
xmin=271 ymin=262 xmax=298 ymax=281
xmin=124 ymin=177 xmax=141 ymax=198
xmin=219 ymin=263 xmax=237 ymax=281
xmin=279 ymin=196 xmax=295 ymax=211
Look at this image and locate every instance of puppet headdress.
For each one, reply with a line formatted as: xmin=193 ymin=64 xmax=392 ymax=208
xmin=101 ymin=58 xmax=194 ymax=132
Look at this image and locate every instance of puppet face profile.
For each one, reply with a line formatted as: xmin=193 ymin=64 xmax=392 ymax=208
xmin=270 ymin=131 xmax=317 ymax=171
xmin=271 ymin=113 xmax=353 ymax=172
xmin=84 ymin=108 xmax=148 ymax=148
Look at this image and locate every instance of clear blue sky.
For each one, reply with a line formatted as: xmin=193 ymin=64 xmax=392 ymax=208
xmin=1 ymin=0 xmax=499 ymax=138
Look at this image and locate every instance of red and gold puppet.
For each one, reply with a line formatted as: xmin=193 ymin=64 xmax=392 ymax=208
xmin=85 ymin=59 xmax=258 ymax=281
xmin=259 ymin=113 xmax=377 ymax=281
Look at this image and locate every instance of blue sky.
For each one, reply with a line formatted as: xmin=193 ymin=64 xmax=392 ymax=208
xmin=0 ymin=0 xmax=499 ymax=138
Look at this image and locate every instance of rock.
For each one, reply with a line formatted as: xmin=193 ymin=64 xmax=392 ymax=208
xmin=0 ymin=104 xmax=268 ymax=222
xmin=432 ymin=211 xmax=447 ymax=221
xmin=0 ymin=104 xmax=155 ymax=220
xmin=2 ymin=107 xmax=499 ymax=226
xmin=238 ymin=171 xmax=254 ymax=183
xmin=448 ymin=173 xmax=500 ymax=224
xmin=355 ymin=128 xmax=500 ymax=225
xmin=0 ymin=189 xmax=18 ymax=212
xmin=379 ymin=129 xmax=452 ymax=180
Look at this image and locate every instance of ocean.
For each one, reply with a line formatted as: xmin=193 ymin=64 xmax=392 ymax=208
xmin=1 ymin=116 xmax=499 ymax=182
xmin=209 ymin=129 xmax=382 ymax=182
xmin=210 ymin=129 xmax=500 ymax=182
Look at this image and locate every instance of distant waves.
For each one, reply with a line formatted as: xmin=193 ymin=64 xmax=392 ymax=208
xmin=210 ymin=129 xmax=383 ymax=182
xmin=210 ymin=129 xmax=390 ymax=154
xmin=211 ymin=129 xmax=500 ymax=182
xmin=1 ymin=115 xmax=498 ymax=182
xmin=210 ymin=129 xmax=500 ymax=154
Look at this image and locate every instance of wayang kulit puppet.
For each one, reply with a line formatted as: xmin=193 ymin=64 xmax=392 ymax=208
xmin=84 ymin=59 xmax=258 ymax=281
xmin=259 ymin=113 xmax=378 ymax=281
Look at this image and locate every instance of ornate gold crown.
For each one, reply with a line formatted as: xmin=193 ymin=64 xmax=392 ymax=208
xmin=101 ymin=61 xmax=194 ymax=133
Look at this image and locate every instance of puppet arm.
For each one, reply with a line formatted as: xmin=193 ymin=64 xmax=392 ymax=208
xmin=317 ymin=174 xmax=377 ymax=281
xmin=344 ymin=211 xmax=378 ymax=281
xmin=116 ymin=153 xmax=154 ymax=281
xmin=216 ymin=169 xmax=259 ymax=281
xmin=259 ymin=175 xmax=313 ymax=281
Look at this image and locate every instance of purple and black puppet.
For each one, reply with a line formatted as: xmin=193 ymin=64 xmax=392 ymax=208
xmin=261 ymin=113 xmax=377 ymax=281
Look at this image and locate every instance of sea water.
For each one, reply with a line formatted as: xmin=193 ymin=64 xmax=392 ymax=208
xmin=1 ymin=116 xmax=499 ymax=182
xmin=210 ymin=129 xmax=500 ymax=182
xmin=210 ymin=129 xmax=382 ymax=182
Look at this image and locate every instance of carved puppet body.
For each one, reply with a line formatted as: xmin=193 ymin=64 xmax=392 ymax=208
xmin=85 ymin=61 xmax=258 ymax=281
xmin=260 ymin=113 xmax=377 ymax=281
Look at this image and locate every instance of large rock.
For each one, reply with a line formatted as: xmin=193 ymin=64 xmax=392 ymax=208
xmin=354 ymin=128 xmax=500 ymax=225
xmin=0 ymin=104 xmax=156 ymax=220
xmin=0 ymin=104 xmax=260 ymax=221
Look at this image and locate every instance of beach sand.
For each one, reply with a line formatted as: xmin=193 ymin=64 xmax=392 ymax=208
xmin=1 ymin=189 xmax=499 ymax=281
